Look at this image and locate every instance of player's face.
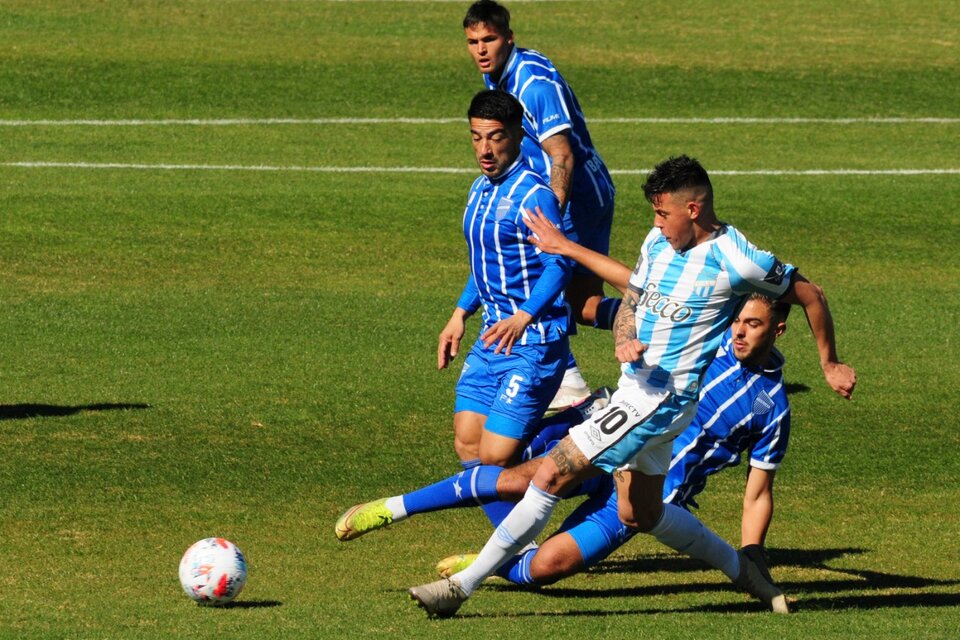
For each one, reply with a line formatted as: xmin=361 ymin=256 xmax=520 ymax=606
xmin=730 ymin=299 xmax=785 ymax=367
xmin=465 ymin=23 xmax=514 ymax=80
xmin=470 ymin=118 xmax=521 ymax=179
xmin=651 ymin=192 xmax=698 ymax=252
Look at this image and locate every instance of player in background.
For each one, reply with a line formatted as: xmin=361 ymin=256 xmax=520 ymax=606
xmin=463 ymin=0 xmax=618 ymax=410
xmin=438 ymin=89 xmax=573 ymax=528
xmin=408 ymin=155 xmax=857 ymax=617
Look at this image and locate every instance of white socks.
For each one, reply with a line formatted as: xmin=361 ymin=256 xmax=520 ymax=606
xmin=562 ymin=365 xmax=588 ymax=389
xmin=649 ymin=503 xmax=739 ymax=579
xmin=384 ymin=496 xmax=407 ymax=520
xmin=452 ymin=483 xmax=560 ymax=595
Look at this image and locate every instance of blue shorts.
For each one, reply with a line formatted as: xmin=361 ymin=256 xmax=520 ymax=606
xmin=555 ymin=476 xmax=636 ymax=567
xmin=454 ymin=337 xmax=568 ymax=441
xmin=563 ymin=195 xmax=615 ymax=277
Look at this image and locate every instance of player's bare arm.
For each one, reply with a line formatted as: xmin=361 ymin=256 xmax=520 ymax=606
xmin=438 ymin=308 xmax=471 ymax=370
xmin=481 ymin=309 xmax=533 ymax=356
xmin=541 ymin=132 xmax=574 ymax=210
xmin=742 ymin=467 xmax=775 ymax=547
xmin=525 ymin=206 xmax=631 ymax=293
xmin=780 ymin=274 xmax=857 ymax=399
xmin=613 ymin=286 xmax=646 ymax=364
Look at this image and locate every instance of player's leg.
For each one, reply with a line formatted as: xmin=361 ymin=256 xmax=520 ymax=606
xmin=504 ymin=476 xmax=632 ymax=585
xmin=473 ymin=339 xmax=568 ymax=526
xmin=337 ymin=392 xmax=610 ymax=542
xmin=410 ymin=384 xmax=677 ymax=615
xmin=548 ymin=197 xmax=618 ymax=413
xmin=409 ymin=438 xmax=600 ymax=616
xmin=563 ymin=195 xmax=619 ymax=329
xmin=618 ymin=437 xmax=788 ymax=613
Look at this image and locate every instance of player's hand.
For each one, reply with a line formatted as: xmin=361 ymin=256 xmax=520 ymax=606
xmin=481 ymin=311 xmax=533 ymax=356
xmin=524 ymin=206 xmax=569 ymax=255
xmin=438 ymin=313 xmax=467 ymax=370
xmin=823 ymin=361 xmax=857 ymax=399
xmin=615 ymin=338 xmax=647 ymax=365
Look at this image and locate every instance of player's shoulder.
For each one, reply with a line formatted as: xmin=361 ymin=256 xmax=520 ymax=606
xmin=512 ymin=47 xmax=559 ymax=83
xmin=515 ymin=46 xmax=555 ymax=68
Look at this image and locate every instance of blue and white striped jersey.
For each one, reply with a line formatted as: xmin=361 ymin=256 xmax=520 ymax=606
xmin=624 ymin=224 xmax=795 ymax=397
xmin=456 ymin=158 xmax=573 ymax=345
xmin=484 ymin=46 xmax=614 ymax=209
xmin=663 ymin=331 xmax=791 ymax=509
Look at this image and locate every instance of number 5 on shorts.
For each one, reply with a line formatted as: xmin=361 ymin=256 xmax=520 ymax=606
xmin=505 ymin=374 xmax=524 ymax=398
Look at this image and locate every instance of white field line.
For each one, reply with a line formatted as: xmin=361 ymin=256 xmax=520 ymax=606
xmin=4 ymin=161 xmax=959 ymax=176
xmin=1 ymin=117 xmax=958 ymax=126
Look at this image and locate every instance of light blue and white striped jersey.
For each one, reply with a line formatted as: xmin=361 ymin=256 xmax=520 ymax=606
xmin=456 ymin=158 xmax=573 ymax=345
xmin=484 ymin=46 xmax=614 ymax=209
xmin=663 ymin=331 xmax=791 ymax=509
xmin=624 ymin=224 xmax=795 ymax=397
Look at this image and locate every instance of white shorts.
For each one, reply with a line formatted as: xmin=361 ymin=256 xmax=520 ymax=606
xmin=568 ymin=380 xmax=698 ymax=475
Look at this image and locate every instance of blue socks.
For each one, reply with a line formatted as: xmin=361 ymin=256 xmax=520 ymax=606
xmin=400 ymin=460 xmax=503 ymax=516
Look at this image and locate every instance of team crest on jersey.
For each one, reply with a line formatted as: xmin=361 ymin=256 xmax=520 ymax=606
xmin=752 ymin=390 xmax=775 ymax=415
xmin=495 ymin=198 xmax=514 ymax=221
xmin=693 ymin=279 xmax=716 ymax=298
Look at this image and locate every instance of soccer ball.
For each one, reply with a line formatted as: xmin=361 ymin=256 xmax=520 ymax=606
xmin=178 ymin=538 xmax=248 ymax=605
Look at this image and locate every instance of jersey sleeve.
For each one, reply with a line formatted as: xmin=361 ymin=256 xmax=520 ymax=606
xmin=626 ymin=227 xmax=661 ymax=293
xmin=748 ymin=399 xmax=791 ymax=471
xmin=456 ymin=275 xmax=481 ymax=314
xmin=716 ymin=228 xmax=796 ymax=299
xmin=517 ymin=187 xmax=572 ymax=318
xmin=517 ymin=79 xmax=573 ymax=142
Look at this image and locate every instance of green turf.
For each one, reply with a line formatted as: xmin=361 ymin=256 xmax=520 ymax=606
xmin=1 ymin=1 xmax=958 ymax=638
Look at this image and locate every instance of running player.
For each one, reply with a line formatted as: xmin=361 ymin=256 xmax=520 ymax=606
xmin=463 ymin=0 xmax=618 ymax=408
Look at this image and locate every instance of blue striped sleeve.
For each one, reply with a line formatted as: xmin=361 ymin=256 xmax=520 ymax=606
xmin=456 ymin=276 xmax=481 ymax=314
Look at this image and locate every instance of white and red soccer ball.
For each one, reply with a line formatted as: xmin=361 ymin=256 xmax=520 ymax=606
xmin=178 ymin=538 xmax=248 ymax=605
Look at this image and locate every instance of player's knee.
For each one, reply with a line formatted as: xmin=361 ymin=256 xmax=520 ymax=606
xmin=478 ymin=448 xmax=517 ymax=467
xmin=618 ymin=501 xmax=663 ymax=532
xmin=453 ymin=435 xmax=478 ymax=462
xmin=529 ymin=548 xmax=580 ymax=585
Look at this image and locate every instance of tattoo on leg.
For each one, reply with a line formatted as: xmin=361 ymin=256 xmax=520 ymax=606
xmin=548 ymin=438 xmax=588 ymax=477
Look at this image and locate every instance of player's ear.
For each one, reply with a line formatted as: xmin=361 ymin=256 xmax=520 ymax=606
xmin=687 ymin=200 xmax=702 ymax=219
xmin=775 ymin=321 xmax=787 ymax=338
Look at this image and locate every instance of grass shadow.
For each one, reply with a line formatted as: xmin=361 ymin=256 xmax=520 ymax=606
xmin=0 ymin=403 xmax=151 ymax=420
xmin=215 ymin=600 xmax=283 ymax=609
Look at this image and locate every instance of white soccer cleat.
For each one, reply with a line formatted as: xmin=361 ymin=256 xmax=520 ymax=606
xmin=408 ymin=578 xmax=469 ymax=618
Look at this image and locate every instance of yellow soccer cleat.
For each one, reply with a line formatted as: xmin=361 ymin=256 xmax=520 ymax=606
xmin=334 ymin=498 xmax=394 ymax=541
xmin=435 ymin=553 xmax=479 ymax=578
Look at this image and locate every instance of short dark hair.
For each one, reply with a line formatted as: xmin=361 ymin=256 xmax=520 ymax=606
xmin=463 ymin=0 xmax=511 ymax=33
xmin=642 ymin=155 xmax=713 ymax=203
xmin=748 ymin=293 xmax=792 ymax=322
xmin=467 ymin=89 xmax=523 ymax=131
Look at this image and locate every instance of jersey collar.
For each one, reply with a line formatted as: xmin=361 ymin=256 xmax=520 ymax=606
xmin=483 ymin=155 xmax=525 ymax=186
xmin=490 ymin=45 xmax=519 ymax=88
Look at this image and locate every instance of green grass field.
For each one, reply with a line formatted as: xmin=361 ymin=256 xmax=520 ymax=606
xmin=1 ymin=1 xmax=958 ymax=637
